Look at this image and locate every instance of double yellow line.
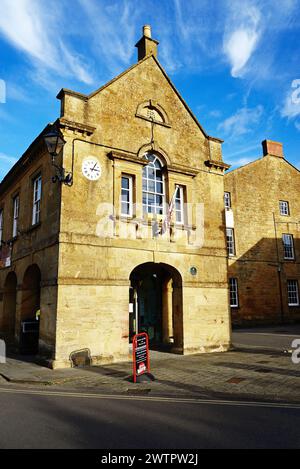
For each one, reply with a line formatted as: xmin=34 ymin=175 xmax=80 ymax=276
xmin=0 ymin=386 xmax=299 ymax=410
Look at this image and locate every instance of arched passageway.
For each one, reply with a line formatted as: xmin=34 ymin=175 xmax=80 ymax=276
xmin=20 ymin=265 xmax=41 ymax=354
xmin=1 ymin=272 xmax=17 ymax=337
xmin=21 ymin=265 xmax=41 ymax=322
xmin=129 ymin=262 xmax=183 ymax=352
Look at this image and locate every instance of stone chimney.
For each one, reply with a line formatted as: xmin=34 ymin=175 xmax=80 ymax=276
xmin=135 ymin=25 xmax=159 ymax=61
xmin=262 ymin=140 xmax=284 ymax=158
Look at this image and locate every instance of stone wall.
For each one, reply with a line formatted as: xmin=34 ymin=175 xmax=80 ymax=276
xmin=225 ymin=151 xmax=300 ymax=325
xmin=0 ymin=146 xmax=60 ymax=354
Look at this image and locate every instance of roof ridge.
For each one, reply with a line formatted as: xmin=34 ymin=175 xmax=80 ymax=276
xmin=226 ymin=154 xmax=300 ymax=174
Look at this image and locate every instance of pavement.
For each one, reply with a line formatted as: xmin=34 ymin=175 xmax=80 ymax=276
xmin=0 ymin=325 xmax=300 ymax=404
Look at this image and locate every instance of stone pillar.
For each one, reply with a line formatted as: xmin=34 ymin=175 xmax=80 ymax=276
xmin=172 ymin=285 xmax=183 ymax=352
xmin=162 ymin=278 xmax=173 ymax=343
xmin=38 ymin=284 xmax=57 ymax=358
xmin=14 ymin=286 xmax=22 ymax=341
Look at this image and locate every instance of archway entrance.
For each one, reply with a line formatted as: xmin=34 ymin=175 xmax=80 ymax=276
xmin=1 ymin=272 xmax=17 ymax=337
xmin=20 ymin=265 xmax=41 ymax=354
xmin=129 ymin=263 xmax=183 ymax=352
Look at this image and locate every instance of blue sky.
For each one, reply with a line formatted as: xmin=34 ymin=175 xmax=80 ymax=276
xmin=0 ymin=0 xmax=300 ymax=181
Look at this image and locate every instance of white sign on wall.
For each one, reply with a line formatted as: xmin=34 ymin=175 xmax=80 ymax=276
xmin=0 ymin=340 xmax=6 ymax=364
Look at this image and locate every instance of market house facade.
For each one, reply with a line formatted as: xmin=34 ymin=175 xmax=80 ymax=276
xmin=0 ymin=26 xmax=231 ymax=368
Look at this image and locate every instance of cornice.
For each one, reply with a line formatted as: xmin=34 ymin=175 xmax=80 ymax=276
xmin=59 ymin=118 xmax=96 ymax=136
xmin=205 ymin=159 xmax=231 ymax=172
xmin=108 ymin=150 xmax=148 ymax=166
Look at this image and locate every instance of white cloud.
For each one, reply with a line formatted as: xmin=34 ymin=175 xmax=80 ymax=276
xmin=218 ymin=105 xmax=263 ymax=138
xmin=229 ymin=155 xmax=258 ymax=166
xmin=78 ymin=0 xmax=138 ymax=75
xmin=282 ymin=80 xmax=300 ymax=119
xmin=209 ymin=110 xmax=222 ymax=118
xmin=0 ymin=152 xmax=17 ymax=165
xmin=0 ymin=107 xmax=16 ymax=123
xmin=223 ymin=3 xmax=261 ymax=77
xmin=229 ymin=143 xmax=260 ymax=158
xmin=0 ymin=0 xmax=94 ymax=85
xmin=5 ymin=83 xmax=31 ymax=103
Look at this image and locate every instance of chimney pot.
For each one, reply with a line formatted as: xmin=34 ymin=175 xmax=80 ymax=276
xmin=262 ymin=140 xmax=284 ymax=158
xmin=135 ymin=24 xmax=159 ymax=61
xmin=143 ymin=25 xmax=152 ymax=38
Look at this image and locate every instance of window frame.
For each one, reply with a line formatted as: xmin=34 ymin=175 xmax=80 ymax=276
xmin=121 ymin=174 xmax=134 ymax=218
xmin=287 ymin=280 xmax=299 ymax=306
xmin=12 ymin=194 xmax=20 ymax=238
xmin=279 ymin=200 xmax=290 ymax=216
xmin=142 ymin=153 xmax=165 ymax=216
xmin=0 ymin=208 xmax=3 ymax=244
xmin=229 ymin=278 xmax=239 ymax=308
xmin=175 ymin=185 xmax=185 ymax=225
xmin=282 ymin=233 xmax=295 ymax=260
xmin=226 ymin=228 xmax=236 ymax=256
xmin=224 ymin=192 xmax=231 ymax=209
xmin=32 ymin=175 xmax=42 ymax=226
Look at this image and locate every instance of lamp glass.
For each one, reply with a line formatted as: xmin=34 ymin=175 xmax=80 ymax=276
xmin=44 ymin=128 xmax=65 ymax=156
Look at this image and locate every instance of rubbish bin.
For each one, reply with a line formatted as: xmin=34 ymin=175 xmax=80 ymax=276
xmin=19 ymin=320 xmax=39 ymax=354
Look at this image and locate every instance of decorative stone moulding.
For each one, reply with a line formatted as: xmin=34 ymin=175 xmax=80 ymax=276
xmin=136 ymin=99 xmax=171 ymax=128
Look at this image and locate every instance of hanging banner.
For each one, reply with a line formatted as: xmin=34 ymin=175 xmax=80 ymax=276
xmin=132 ymin=332 xmax=150 ymax=383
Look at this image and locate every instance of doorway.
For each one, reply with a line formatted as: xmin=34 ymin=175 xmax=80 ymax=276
xmin=1 ymin=272 xmax=17 ymax=338
xmin=129 ymin=262 xmax=183 ymax=352
xmin=20 ymin=265 xmax=41 ymax=354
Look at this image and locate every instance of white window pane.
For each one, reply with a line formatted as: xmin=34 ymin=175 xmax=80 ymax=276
xmin=13 ymin=196 xmax=19 ymax=237
xmin=142 ymin=153 xmax=165 ymax=215
xmin=283 ymin=234 xmax=294 ymax=259
xmin=288 ymin=280 xmax=299 ymax=306
xmin=224 ymin=192 xmax=231 ymax=209
xmin=229 ymin=278 xmax=238 ymax=307
xmin=174 ymin=186 xmax=184 ymax=225
xmin=121 ymin=176 xmax=133 ymax=217
xmin=280 ymin=201 xmax=289 ymax=216
xmin=0 ymin=210 xmax=3 ymax=243
xmin=32 ymin=176 xmax=42 ymax=225
xmin=226 ymin=228 xmax=235 ymax=256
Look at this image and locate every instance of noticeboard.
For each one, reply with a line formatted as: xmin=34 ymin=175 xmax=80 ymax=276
xmin=132 ymin=332 xmax=150 ymax=383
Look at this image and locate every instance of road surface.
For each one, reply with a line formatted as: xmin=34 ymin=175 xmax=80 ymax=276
xmin=0 ymin=386 xmax=299 ymax=449
xmin=232 ymin=324 xmax=300 ymax=352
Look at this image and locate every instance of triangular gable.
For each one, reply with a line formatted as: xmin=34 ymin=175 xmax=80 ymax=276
xmin=58 ymin=54 xmax=222 ymax=143
xmin=226 ymin=154 xmax=300 ymax=176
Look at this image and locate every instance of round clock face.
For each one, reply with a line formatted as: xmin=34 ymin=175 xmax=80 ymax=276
xmin=82 ymin=158 xmax=102 ymax=181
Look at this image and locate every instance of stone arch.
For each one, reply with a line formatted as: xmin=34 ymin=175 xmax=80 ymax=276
xmin=129 ymin=262 xmax=183 ymax=352
xmin=1 ymin=271 xmax=17 ymax=336
xmin=21 ymin=264 xmax=41 ymax=322
xmin=136 ymin=99 xmax=171 ymax=127
xmin=137 ymin=143 xmax=171 ymax=167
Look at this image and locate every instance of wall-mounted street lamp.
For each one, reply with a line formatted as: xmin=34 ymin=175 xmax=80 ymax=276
xmin=43 ymin=125 xmax=72 ymax=185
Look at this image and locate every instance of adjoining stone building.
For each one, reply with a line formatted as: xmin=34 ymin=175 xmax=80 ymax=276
xmin=0 ymin=26 xmax=231 ymax=368
xmin=225 ymin=140 xmax=300 ymax=326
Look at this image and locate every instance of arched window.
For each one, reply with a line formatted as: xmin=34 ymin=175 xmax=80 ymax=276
xmin=142 ymin=153 xmax=165 ymax=215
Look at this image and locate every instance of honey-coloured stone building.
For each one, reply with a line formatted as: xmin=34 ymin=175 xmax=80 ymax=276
xmin=0 ymin=26 xmax=231 ymax=368
xmin=225 ymin=140 xmax=300 ymax=325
